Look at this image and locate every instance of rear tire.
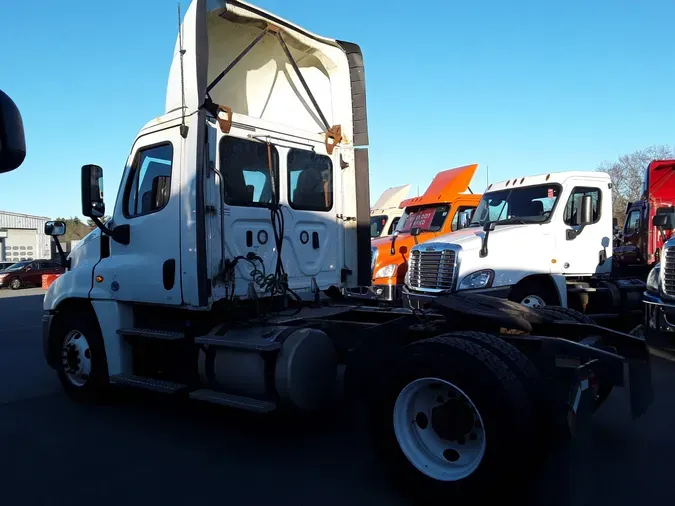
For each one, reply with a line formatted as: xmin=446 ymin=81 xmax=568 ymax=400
xmin=371 ymin=335 xmax=535 ymax=502
xmin=53 ymin=310 xmax=110 ymax=403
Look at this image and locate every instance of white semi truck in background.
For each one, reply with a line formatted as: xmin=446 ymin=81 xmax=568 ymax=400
xmin=37 ymin=0 xmax=653 ymax=501
xmin=404 ymin=170 xmax=645 ymax=322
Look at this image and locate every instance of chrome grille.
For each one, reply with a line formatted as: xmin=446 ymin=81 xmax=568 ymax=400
xmin=664 ymin=246 xmax=675 ymax=295
xmin=407 ymin=248 xmax=457 ymax=292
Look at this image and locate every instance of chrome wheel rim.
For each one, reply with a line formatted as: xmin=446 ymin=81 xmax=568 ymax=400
xmin=520 ymin=294 xmax=546 ymax=308
xmin=61 ymin=330 xmax=92 ymax=387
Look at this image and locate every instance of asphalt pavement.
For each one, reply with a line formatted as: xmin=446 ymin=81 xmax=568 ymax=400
xmin=0 ymin=288 xmax=673 ymax=505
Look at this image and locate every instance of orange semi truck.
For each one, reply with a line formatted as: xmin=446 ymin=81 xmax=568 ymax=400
xmin=356 ymin=164 xmax=482 ymax=302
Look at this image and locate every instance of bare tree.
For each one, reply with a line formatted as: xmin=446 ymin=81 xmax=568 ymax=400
xmin=597 ymin=145 xmax=675 ymax=224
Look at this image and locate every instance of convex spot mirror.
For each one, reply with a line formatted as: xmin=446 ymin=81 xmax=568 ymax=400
xmin=44 ymin=220 xmax=66 ymax=237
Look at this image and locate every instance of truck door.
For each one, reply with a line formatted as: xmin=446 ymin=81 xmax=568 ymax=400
xmin=91 ymin=127 xmax=183 ymax=305
xmin=282 ymin=144 xmax=340 ymax=292
xmin=616 ymin=205 xmax=644 ymax=265
xmin=560 ymin=185 xmax=609 ymax=275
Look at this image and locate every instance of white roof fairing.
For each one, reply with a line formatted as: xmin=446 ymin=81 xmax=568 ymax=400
xmin=166 ymin=0 xmax=354 ymax=141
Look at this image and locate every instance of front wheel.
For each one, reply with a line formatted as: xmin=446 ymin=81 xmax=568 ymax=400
xmin=9 ymin=278 xmax=21 ymax=290
xmin=53 ymin=311 xmax=109 ymax=403
xmin=371 ymin=336 xmax=535 ymax=502
xmin=508 ymin=279 xmax=559 ymax=309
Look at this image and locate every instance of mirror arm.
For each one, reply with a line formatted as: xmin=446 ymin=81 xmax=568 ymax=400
xmin=480 ymin=229 xmax=490 ymax=258
xmin=91 ymin=216 xmax=130 ymax=245
xmin=566 ymin=224 xmax=586 ymax=241
xmin=51 ymin=237 xmax=69 ymax=269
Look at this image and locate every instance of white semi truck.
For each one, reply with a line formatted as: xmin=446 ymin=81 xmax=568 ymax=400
xmin=39 ymin=1 xmax=652 ymax=501
xmin=403 ymin=170 xmax=645 ymax=319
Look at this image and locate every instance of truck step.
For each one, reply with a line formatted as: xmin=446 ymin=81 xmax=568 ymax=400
xmin=110 ymin=374 xmax=189 ymax=394
xmin=195 ymin=334 xmax=281 ymax=351
xmin=189 ymin=389 xmax=277 ymax=412
xmin=117 ymin=328 xmax=185 ymax=341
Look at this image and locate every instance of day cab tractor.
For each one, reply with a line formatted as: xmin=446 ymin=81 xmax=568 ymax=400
xmin=352 ymin=164 xmax=481 ymax=302
xmin=404 ymin=170 xmax=647 ymax=324
xmin=615 ymin=159 xmax=675 ymax=271
xmin=370 ymin=184 xmax=410 ymax=239
xmin=37 ymin=1 xmax=652 ymax=502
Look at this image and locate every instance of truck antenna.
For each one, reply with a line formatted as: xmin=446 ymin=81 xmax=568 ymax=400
xmin=486 ymin=164 xmax=489 ymax=187
xmin=177 ymin=2 xmax=188 ymax=138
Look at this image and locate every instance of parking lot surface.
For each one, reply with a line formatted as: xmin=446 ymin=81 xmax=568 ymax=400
xmin=0 ymin=289 xmax=673 ymax=505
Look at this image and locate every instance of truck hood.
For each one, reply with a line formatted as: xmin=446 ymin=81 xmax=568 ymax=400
xmin=68 ymin=228 xmax=101 ymax=269
xmin=372 ymin=185 xmax=411 ymax=212
xmin=400 ymin=164 xmax=478 ymax=209
xmin=431 ymin=224 xmax=535 ymax=252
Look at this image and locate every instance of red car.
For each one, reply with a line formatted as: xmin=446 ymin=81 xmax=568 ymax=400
xmin=0 ymin=260 xmax=64 ymax=290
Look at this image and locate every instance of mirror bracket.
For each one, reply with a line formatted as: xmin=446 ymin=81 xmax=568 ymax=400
xmin=91 ymin=217 xmax=130 ymax=245
xmin=566 ymin=226 xmax=585 ymax=241
xmin=480 ymin=221 xmax=496 ymax=258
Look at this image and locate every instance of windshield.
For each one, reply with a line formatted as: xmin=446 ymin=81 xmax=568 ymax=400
xmin=3 ymin=261 xmax=30 ymax=272
xmin=470 ymin=184 xmax=561 ymax=226
xmin=398 ymin=205 xmax=450 ymax=233
xmin=370 ymin=215 xmax=388 ymax=238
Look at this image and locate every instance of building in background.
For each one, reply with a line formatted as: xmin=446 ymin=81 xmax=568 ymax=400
xmin=0 ymin=211 xmax=51 ymax=262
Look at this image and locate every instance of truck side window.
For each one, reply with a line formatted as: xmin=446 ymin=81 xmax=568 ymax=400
xmin=563 ymin=187 xmax=601 ymax=225
xmin=125 ymin=143 xmax=173 ymax=217
xmin=625 ymin=209 xmax=641 ymax=233
xmin=451 ymin=205 xmax=477 ymax=231
xmin=387 ymin=217 xmax=400 ymax=235
xmin=220 ymin=137 xmax=279 ymax=206
xmin=288 ymin=148 xmax=333 ymax=211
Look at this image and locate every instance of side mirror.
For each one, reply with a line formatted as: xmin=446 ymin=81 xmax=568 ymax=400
xmin=576 ymin=195 xmax=593 ymax=226
xmin=457 ymin=211 xmax=470 ymax=230
xmin=81 ymin=164 xmax=105 ymax=218
xmin=44 ymin=220 xmax=66 ymax=237
xmin=653 ymin=213 xmax=673 ymax=231
xmin=0 ymin=90 xmax=26 ymax=173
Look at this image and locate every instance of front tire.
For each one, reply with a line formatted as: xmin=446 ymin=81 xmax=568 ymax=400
xmin=508 ymin=278 xmax=559 ymax=308
xmin=371 ymin=336 xmax=535 ymax=502
xmin=53 ymin=310 xmax=109 ymax=403
xmin=9 ymin=278 xmax=21 ymax=290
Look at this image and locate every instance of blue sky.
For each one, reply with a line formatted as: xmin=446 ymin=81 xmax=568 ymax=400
xmin=1 ymin=0 xmax=674 ymax=218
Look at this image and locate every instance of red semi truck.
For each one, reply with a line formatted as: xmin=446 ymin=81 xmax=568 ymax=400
xmin=615 ymin=159 xmax=675 ymax=268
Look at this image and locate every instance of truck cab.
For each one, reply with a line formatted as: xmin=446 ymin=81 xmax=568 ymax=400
xmin=369 ymin=184 xmax=410 ymax=239
xmin=404 ymin=170 xmax=617 ymax=311
xmin=359 ymin=164 xmax=481 ymax=302
xmin=42 ymin=0 xmax=370 ymax=401
xmin=615 ymin=159 xmax=675 ymax=268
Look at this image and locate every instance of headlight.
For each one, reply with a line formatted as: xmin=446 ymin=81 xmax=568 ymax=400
xmin=458 ymin=270 xmax=494 ymax=290
xmin=646 ymin=263 xmax=661 ymax=293
xmin=374 ymin=264 xmax=397 ymax=279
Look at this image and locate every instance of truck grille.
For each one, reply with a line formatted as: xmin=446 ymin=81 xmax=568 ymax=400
xmin=407 ymin=248 xmax=457 ymax=292
xmin=664 ymin=247 xmax=675 ymax=295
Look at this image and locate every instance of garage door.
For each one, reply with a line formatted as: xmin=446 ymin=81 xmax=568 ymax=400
xmin=3 ymin=229 xmax=38 ymax=263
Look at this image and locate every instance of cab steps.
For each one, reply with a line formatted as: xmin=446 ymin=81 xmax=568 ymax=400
xmin=189 ymin=389 xmax=277 ymax=412
xmin=109 ymin=374 xmax=189 ymax=394
xmin=109 ymin=374 xmax=277 ymax=412
xmin=117 ymin=328 xmax=186 ymax=341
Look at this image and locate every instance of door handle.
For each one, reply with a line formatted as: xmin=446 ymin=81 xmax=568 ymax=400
xmin=163 ymin=259 xmax=176 ymax=290
xmin=312 ymin=232 xmax=319 ymax=249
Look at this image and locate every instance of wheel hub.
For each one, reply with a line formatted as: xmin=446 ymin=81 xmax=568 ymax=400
xmin=431 ymin=399 xmax=475 ymax=441
xmin=520 ymin=294 xmax=546 ymax=308
xmin=61 ymin=331 xmax=92 ymax=387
